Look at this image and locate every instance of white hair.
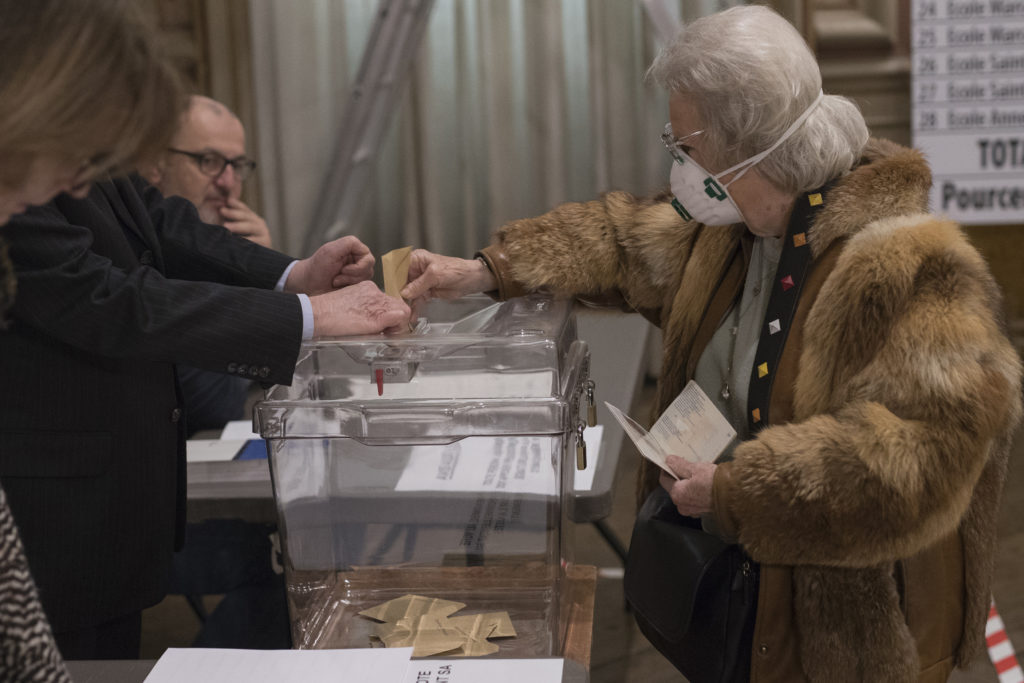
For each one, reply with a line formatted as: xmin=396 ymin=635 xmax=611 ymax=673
xmin=647 ymin=5 xmax=868 ymax=194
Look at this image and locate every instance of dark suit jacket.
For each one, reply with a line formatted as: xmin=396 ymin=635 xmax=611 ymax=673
xmin=0 ymin=175 xmax=302 ymax=632
xmin=176 ymin=366 xmax=250 ymax=437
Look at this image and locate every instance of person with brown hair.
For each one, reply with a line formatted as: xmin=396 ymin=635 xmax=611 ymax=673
xmin=0 ymin=0 xmax=411 ymax=664
xmin=0 ymin=0 xmax=182 ymax=224
xmin=0 ymin=0 xmax=184 ymax=678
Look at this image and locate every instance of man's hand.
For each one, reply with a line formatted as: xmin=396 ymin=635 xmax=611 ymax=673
xmin=285 ymin=236 xmax=375 ymax=295
xmin=309 ymin=281 xmax=410 ymax=336
xmin=400 ymin=250 xmax=497 ymax=304
xmin=659 ymin=456 xmax=717 ymax=518
xmin=220 ymin=198 xmax=272 ymax=248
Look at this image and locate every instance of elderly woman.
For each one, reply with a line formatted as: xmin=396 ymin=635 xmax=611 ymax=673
xmin=402 ymin=6 xmax=1022 ymax=683
xmin=1 ymin=0 xmax=182 ymax=677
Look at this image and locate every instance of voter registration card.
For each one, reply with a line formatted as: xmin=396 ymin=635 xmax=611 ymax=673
xmin=605 ymin=380 xmax=736 ymax=477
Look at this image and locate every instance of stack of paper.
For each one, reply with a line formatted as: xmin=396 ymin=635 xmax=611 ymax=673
xmin=143 ymin=647 xmax=564 ymax=683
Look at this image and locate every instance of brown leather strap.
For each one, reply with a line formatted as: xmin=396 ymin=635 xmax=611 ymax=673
xmin=683 ymin=234 xmax=753 ymax=382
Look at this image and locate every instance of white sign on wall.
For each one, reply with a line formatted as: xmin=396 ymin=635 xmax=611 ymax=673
xmin=911 ymin=0 xmax=1024 ymax=224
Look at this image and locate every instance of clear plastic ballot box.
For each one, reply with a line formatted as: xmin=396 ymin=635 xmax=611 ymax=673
xmin=255 ymin=294 xmax=595 ymax=656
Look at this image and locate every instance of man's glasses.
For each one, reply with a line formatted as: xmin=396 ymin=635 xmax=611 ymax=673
xmin=661 ymin=123 xmax=704 ymax=164
xmin=168 ymin=148 xmax=257 ymax=181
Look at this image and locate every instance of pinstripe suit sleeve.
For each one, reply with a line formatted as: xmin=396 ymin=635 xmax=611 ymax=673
xmin=5 ymin=201 xmax=303 ymax=386
xmin=132 ymin=175 xmax=296 ymax=287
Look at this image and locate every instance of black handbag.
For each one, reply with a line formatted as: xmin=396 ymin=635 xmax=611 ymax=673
xmin=624 ymin=487 xmax=759 ymax=683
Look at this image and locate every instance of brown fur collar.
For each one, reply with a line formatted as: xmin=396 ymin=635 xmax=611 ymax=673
xmin=807 ymin=138 xmax=932 ymax=258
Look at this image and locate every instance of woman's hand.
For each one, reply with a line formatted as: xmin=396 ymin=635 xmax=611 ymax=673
xmin=400 ymin=250 xmax=497 ymax=303
xmin=659 ymin=455 xmax=717 ymax=518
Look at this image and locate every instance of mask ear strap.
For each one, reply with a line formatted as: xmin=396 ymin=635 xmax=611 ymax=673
xmin=717 ymin=90 xmax=825 ymax=184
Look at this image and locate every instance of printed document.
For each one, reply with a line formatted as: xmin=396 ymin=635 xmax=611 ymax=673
xmin=143 ymin=648 xmax=564 ymax=683
xmin=394 ymin=427 xmax=603 ymax=494
xmin=605 ymin=380 xmax=736 ymax=478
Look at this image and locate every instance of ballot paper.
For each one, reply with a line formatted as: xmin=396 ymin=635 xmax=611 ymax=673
xmin=360 ymin=594 xmax=517 ymax=657
xmin=382 ymin=246 xmax=413 ymax=300
xmin=605 ymin=380 xmax=736 ymax=478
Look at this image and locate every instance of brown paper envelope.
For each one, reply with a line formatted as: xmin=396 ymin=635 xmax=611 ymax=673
xmin=372 ymin=618 xmax=413 ymax=645
xmin=408 ymin=613 xmax=467 ymax=657
xmin=358 ymin=594 xmax=465 ymax=623
xmin=449 ymin=612 xmax=516 ymax=639
xmin=381 ymin=246 xmax=413 ymax=299
xmin=451 ymin=621 xmax=500 ymax=657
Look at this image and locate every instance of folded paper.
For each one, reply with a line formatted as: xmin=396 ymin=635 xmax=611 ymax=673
xmin=605 ymin=380 xmax=737 ymax=477
xmin=382 ymin=246 xmax=413 ymax=300
xmin=359 ymin=594 xmax=516 ymax=657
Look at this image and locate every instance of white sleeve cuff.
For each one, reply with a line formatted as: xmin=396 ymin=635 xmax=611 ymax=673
xmin=275 ymin=260 xmax=299 ymax=291
xmin=297 ymin=294 xmax=314 ymax=340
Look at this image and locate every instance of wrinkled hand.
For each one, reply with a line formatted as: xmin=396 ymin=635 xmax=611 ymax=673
xmin=285 ymin=236 xmax=375 ymax=295
xmin=220 ymin=198 xmax=272 ymax=248
xmin=400 ymin=250 xmax=496 ymax=304
xmin=309 ymin=281 xmax=411 ymax=336
xmin=659 ymin=456 xmax=717 ymax=518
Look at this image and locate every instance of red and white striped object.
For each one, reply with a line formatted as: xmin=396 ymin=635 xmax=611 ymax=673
xmin=988 ymin=601 xmax=1023 ymax=683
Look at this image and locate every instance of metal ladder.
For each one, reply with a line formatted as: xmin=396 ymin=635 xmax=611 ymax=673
xmin=303 ymin=0 xmax=435 ymax=254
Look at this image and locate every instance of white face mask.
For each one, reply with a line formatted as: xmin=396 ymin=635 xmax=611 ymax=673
xmin=666 ymin=91 xmax=824 ymax=226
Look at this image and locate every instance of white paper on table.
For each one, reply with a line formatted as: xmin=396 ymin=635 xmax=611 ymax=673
xmin=221 ymin=419 xmax=261 ymax=441
xmin=144 ymin=647 xmax=414 ymax=683
xmin=401 ymin=658 xmax=564 ymax=683
xmin=394 ymin=427 xmax=603 ymax=494
xmin=185 ymin=439 xmax=246 ymax=463
xmin=606 ymin=380 xmax=736 ymax=477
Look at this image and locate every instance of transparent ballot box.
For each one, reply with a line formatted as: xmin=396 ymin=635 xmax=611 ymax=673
xmin=255 ymin=294 xmax=594 ymax=657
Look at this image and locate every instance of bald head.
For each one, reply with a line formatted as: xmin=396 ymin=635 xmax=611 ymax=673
xmin=143 ymin=95 xmax=247 ymax=225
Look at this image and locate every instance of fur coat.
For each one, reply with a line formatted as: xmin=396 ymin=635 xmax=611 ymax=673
xmin=479 ymin=139 xmax=1023 ymax=682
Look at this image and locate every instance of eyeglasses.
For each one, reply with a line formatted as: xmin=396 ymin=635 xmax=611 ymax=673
xmin=661 ymin=123 xmax=704 ymax=164
xmin=168 ymin=148 xmax=257 ymax=181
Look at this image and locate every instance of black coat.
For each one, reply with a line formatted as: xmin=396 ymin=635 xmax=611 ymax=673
xmin=0 ymin=175 xmax=302 ymax=632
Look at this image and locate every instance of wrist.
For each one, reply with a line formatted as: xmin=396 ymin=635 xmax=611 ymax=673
xmin=283 ymin=259 xmax=306 ymax=293
xmin=308 ymin=293 xmax=323 ymax=335
xmin=474 ymin=256 xmax=497 ymax=292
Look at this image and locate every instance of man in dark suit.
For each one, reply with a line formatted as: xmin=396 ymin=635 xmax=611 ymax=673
xmin=0 ymin=174 xmax=409 ymax=659
xmin=141 ymin=95 xmax=298 ymax=650
xmin=141 ymin=95 xmax=271 ymax=436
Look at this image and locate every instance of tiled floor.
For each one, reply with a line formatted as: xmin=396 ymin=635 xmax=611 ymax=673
xmin=142 ymin=379 xmax=1024 ymax=682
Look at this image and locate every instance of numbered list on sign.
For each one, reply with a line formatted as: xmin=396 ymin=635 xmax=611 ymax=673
xmin=912 ymin=0 xmax=1024 ymax=223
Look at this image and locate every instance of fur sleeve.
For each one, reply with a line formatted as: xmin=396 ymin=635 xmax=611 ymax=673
xmin=715 ymin=215 xmax=1023 ymax=567
xmin=488 ymin=191 xmax=698 ymax=312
